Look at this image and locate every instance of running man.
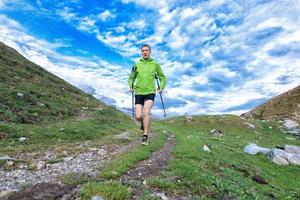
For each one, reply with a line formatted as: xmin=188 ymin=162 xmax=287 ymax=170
xmin=128 ymin=44 xmax=166 ymax=145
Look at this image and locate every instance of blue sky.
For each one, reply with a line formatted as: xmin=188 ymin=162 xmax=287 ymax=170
xmin=0 ymin=0 xmax=299 ymax=117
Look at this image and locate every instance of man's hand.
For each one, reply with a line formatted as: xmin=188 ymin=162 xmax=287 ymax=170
xmin=157 ymin=88 xmax=163 ymax=93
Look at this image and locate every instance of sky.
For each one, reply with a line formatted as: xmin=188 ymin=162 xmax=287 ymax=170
xmin=0 ymin=0 xmax=300 ymax=118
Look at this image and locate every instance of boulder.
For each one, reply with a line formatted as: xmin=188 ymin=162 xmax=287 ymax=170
xmin=284 ymin=145 xmax=300 ymax=154
xmin=283 ymin=119 xmax=299 ymax=130
xmin=244 ymin=123 xmax=255 ymax=128
xmin=244 ymin=143 xmax=270 ymax=155
xmin=266 ymin=148 xmax=300 ymax=165
xmin=266 ymin=149 xmax=290 ymax=165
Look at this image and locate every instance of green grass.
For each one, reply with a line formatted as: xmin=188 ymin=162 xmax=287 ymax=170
xmin=150 ymin=115 xmax=300 ymax=199
xmin=61 ymin=172 xmax=100 ymax=185
xmin=0 ymin=42 xmax=105 ymax=124
xmin=0 ymin=107 xmax=136 ymax=156
xmin=146 ymin=176 xmax=177 ymax=191
xmin=80 ymin=181 xmax=131 ymax=200
xmin=100 ymin=132 xmax=166 ymax=179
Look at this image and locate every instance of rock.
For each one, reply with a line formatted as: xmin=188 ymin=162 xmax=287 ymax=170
xmin=283 ymin=119 xmax=299 ymax=130
xmin=97 ymin=149 xmax=107 ymax=156
xmin=209 ymin=128 xmax=225 ymax=136
xmin=143 ymin=180 xmax=147 ymax=186
xmin=284 ymin=145 xmax=300 ymax=154
xmin=203 ymin=145 xmax=210 ymax=152
xmin=244 ymin=143 xmax=270 ymax=155
xmin=287 ymin=154 xmax=300 ymax=165
xmin=113 ymin=132 xmax=132 ymax=141
xmin=155 ymin=192 xmax=169 ymax=200
xmin=91 ymin=195 xmax=104 ymax=200
xmin=17 ymin=92 xmax=24 ymax=97
xmin=18 ymin=137 xmax=27 ymax=142
xmin=63 ymin=157 xmax=73 ymax=162
xmin=0 ymin=190 xmax=14 ymax=198
xmin=60 ymin=128 xmax=65 ymax=132
xmin=286 ymin=137 xmax=296 ymax=140
xmin=37 ymin=102 xmax=45 ymax=107
xmin=6 ymin=160 xmax=14 ymax=166
xmin=0 ymin=155 xmax=15 ymax=161
xmin=267 ymin=149 xmax=290 ymax=165
xmin=45 ymin=149 xmax=55 ymax=159
xmin=185 ymin=115 xmax=193 ymax=121
xmin=33 ymin=160 xmax=46 ymax=170
xmin=244 ymin=123 xmax=255 ymax=128
xmin=18 ymin=163 xmax=28 ymax=169
xmin=287 ymin=130 xmax=300 ymax=136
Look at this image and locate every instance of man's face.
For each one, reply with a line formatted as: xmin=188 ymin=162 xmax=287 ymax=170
xmin=141 ymin=47 xmax=151 ymax=59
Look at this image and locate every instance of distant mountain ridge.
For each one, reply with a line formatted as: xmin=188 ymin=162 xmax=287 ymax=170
xmin=241 ymin=85 xmax=300 ymax=121
xmin=0 ymin=42 xmax=105 ymax=124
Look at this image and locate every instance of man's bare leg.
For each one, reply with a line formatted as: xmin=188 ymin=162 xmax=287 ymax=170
xmin=135 ymin=104 xmax=143 ymax=122
xmin=143 ymin=100 xmax=154 ymax=136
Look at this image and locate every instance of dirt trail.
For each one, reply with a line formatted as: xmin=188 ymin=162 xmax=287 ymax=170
xmin=120 ymin=134 xmax=175 ymax=199
xmin=2 ymin=138 xmax=139 ymax=200
xmin=3 ymin=133 xmax=177 ymax=200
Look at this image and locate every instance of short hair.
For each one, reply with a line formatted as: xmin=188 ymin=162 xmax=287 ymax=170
xmin=141 ymin=44 xmax=151 ymax=51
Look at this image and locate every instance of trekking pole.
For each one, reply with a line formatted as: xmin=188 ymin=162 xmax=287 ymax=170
xmin=155 ymin=74 xmax=166 ymax=118
xmin=131 ymin=83 xmax=135 ymax=119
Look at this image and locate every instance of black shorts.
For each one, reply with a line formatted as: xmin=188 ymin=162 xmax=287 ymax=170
xmin=135 ymin=93 xmax=155 ymax=106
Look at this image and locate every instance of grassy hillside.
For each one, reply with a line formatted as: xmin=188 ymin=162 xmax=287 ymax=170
xmin=87 ymin=115 xmax=300 ymax=199
xmin=153 ymin=116 xmax=300 ymax=199
xmin=242 ymin=85 xmax=300 ymax=122
xmin=0 ymin=42 xmax=136 ymax=156
xmin=0 ymin=42 xmax=103 ymax=124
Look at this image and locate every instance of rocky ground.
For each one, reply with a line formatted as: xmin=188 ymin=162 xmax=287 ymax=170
xmin=1 ymin=132 xmax=180 ymax=200
xmin=0 ymin=132 xmax=139 ymax=199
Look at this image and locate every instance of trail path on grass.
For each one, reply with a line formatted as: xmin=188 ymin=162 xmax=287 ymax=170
xmin=120 ymin=134 xmax=177 ymax=200
xmin=2 ymin=132 xmax=179 ymax=200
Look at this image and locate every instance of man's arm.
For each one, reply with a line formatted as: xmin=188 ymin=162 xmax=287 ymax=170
xmin=156 ymin=63 xmax=166 ymax=90
xmin=128 ymin=64 xmax=137 ymax=90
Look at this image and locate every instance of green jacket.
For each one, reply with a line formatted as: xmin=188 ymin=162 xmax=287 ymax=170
xmin=128 ymin=58 xmax=166 ymax=95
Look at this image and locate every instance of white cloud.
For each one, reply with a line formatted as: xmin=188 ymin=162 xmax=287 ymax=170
xmin=121 ymin=0 xmax=168 ymax=9
xmin=78 ymin=16 xmax=97 ymax=32
xmin=56 ymin=7 xmax=78 ymax=22
xmin=98 ymin=10 xmax=115 ymax=21
xmin=126 ymin=20 xmax=146 ymax=29
xmin=0 ymin=0 xmax=5 ymax=8
xmin=2 ymin=0 xmax=300 ymax=117
xmin=0 ymin=0 xmax=34 ymax=11
xmin=0 ymin=14 xmax=132 ymax=109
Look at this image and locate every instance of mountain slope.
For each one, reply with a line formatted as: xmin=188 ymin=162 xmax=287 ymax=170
xmin=241 ymin=85 xmax=300 ymax=121
xmin=0 ymin=42 xmax=104 ymax=123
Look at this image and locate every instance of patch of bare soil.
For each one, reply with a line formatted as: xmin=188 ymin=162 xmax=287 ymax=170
xmin=120 ymin=134 xmax=175 ymax=199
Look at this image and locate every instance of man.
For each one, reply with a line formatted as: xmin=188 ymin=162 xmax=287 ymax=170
xmin=128 ymin=44 xmax=166 ymax=145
